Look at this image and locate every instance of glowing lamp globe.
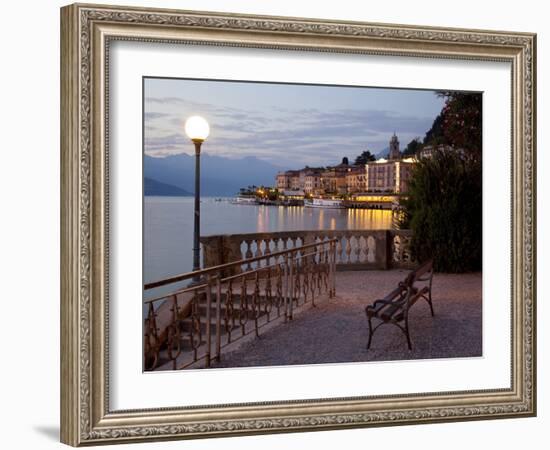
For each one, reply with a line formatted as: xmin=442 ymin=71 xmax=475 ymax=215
xmin=185 ymin=116 xmax=210 ymax=142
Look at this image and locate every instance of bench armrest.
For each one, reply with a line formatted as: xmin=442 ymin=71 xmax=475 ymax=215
xmin=367 ymin=295 xmax=408 ymax=311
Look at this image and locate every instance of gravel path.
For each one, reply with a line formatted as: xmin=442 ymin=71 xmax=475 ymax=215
xmin=211 ymin=270 xmax=482 ymax=368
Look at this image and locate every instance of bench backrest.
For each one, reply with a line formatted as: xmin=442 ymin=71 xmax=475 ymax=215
xmin=404 ymin=259 xmax=433 ymax=287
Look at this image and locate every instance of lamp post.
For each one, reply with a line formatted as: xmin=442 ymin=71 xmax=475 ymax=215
xmin=184 ymin=116 xmax=210 ymax=274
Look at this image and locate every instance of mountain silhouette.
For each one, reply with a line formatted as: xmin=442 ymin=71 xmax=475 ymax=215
xmin=144 ymin=177 xmax=192 ymax=196
xmin=144 ymin=153 xmax=281 ymax=196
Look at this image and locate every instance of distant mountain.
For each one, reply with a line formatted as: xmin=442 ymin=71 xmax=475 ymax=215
xmin=375 ymin=147 xmax=390 ymax=159
xmin=144 ymin=153 xmax=281 ymax=196
xmin=144 ymin=177 xmax=192 ymax=196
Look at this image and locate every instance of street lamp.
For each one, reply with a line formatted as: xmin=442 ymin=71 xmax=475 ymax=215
xmin=184 ymin=116 xmax=210 ymax=274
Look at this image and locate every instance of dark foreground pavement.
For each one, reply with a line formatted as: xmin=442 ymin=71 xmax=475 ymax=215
xmin=211 ymin=270 xmax=482 ymax=369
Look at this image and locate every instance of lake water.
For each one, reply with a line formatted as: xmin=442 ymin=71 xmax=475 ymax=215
xmin=144 ymin=196 xmax=393 ymax=284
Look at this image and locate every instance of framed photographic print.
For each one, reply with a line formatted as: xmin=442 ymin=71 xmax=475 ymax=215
xmin=60 ymin=3 xmax=537 ymax=446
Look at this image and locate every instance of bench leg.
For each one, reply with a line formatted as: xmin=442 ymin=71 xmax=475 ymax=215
xmin=404 ymin=317 xmax=412 ymax=350
xmin=428 ymin=283 xmax=434 ymax=316
xmin=367 ymin=316 xmax=374 ymax=349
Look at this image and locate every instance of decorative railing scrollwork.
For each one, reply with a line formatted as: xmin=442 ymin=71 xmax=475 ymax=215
xmin=144 ymin=239 xmax=337 ymax=370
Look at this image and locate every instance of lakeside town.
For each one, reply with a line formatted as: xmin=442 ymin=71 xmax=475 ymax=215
xmin=234 ymin=133 xmax=446 ymax=210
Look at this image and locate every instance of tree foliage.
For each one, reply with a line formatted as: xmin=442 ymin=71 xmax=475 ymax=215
xmin=436 ymin=91 xmax=482 ymax=161
xmin=401 ymin=150 xmax=482 ymax=272
xmin=402 ymin=138 xmax=422 ymax=157
xmin=354 ymin=150 xmax=376 ymax=165
xmin=423 ymin=91 xmax=482 ymax=162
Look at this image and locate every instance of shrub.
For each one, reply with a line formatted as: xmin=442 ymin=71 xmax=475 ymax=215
xmin=401 ymin=150 xmax=482 ymax=272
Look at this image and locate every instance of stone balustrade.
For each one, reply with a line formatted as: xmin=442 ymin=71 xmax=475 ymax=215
xmin=201 ymin=229 xmax=416 ymax=272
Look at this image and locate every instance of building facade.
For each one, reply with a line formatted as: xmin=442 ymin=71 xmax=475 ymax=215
xmin=304 ymin=169 xmax=323 ymax=195
xmin=345 ymin=166 xmax=367 ymax=193
xmin=274 ymin=135 xmax=416 ymax=196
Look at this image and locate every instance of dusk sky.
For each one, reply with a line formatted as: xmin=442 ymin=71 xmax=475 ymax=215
xmin=144 ymin=78 xmax=446 ymax=169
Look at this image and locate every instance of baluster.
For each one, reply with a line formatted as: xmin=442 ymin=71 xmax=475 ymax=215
xmin=367 ymin=235 xmax=376 ymax=263
xmin=264 ymin=239 xmax=272 ymax=266
xmin=290 ymin=237 xmax=297 ymax=248
xmin=345 ymin=235 xmax=352 ymax=263
xmin=254 ymin=239 xmax=263 ymax=259
xmin=336 ymin=236 xmax=343 ymax=265
xmin=356 ymin=235 xmax=364 ymax=263
xmin=353 ymin=235 xmax=362 ymax=263
xmin=244 ymin=240 xmax=253 ymax=265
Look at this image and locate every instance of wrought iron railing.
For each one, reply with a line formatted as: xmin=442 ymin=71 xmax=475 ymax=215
xmin=144 ymin=239 xmax=337 ymax=371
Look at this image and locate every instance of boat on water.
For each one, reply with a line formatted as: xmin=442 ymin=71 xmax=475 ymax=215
xmin=231 ymin=195 xmax=258 ymax=205
xmin=304 ymin=198 xmax=345 ymax=209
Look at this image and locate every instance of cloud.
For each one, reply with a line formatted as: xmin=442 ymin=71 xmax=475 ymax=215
xmin=144 ymin=96 xmax=437 ymax=168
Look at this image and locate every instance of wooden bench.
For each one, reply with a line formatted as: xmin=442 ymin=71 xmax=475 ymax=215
xmin=365 ymin=260 xmax=434 ymax=350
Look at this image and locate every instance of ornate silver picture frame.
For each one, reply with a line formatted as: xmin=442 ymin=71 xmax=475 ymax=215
xmin=60 ymin=3 xmax=536 ymax=446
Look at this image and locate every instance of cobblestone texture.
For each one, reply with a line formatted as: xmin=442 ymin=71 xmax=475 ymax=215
xmin=211 ymin=270 xmax=482 ymax=368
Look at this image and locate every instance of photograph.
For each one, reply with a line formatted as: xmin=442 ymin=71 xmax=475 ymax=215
xmin=142 ymin=78 xmax=483 ymax=371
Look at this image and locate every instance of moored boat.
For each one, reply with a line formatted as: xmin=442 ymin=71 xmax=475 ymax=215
xmin=304 ymin=198 xmax=344 ymax=209
xmin=231 ymin=195 xmax=258 ymax=205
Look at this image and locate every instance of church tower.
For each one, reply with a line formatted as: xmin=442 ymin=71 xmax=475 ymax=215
xmin=389 ymin=132 xmax=400 ymax=160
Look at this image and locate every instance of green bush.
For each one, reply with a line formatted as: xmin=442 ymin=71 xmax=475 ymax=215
xmin=401 ymin=150 xmax=482 ymax=273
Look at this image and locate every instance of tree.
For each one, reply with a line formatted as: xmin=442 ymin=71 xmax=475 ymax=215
xmin=445 ymin=91 xmax=481 ymax=160
xmin=423 ymin=112 xmax=445 ymax=146
xmin=425 ymin=91 xmax=482 ymax=161
xmin=402 ymin=138 xmax=422 ymax=157
xmin=400 ymin=149 xmax=482 ymax=272
xmin=354 ymin=150 xmax=376 ymax=165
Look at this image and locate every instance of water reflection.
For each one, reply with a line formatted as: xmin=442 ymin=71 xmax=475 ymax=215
xmin=145 ymin=197 xmax=393 ymax=282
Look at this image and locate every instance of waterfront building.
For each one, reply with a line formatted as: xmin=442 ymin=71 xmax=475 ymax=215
xmin=363 ymin=134 xmax=416 ymax=194
xmin=274 ymin=135 xmax=416 ymax=198
xmin=289 ymin=171 xmax=301 ymax=190
xmin=321 ymin=158 xmax=352 ymax=194
xmin=276 ymin=170 xmax=301 ymax=190
xmin=365 ymin=158 xmax=415 ymax=194
xmin=276 ymin=171 xmax=290 ymax=190
xmin=345 ymin=166 xmax=367 ymax=193
xmin=304 ymin=169 xmax=323 ymax=195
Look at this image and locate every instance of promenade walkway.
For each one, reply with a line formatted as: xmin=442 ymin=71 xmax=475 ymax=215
xmin=211 ymin=270 xmax=482 ymax=368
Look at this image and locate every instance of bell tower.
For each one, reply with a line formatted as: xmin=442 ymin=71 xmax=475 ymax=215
xmin=389 ymin=132 xmax=400 ymax=160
